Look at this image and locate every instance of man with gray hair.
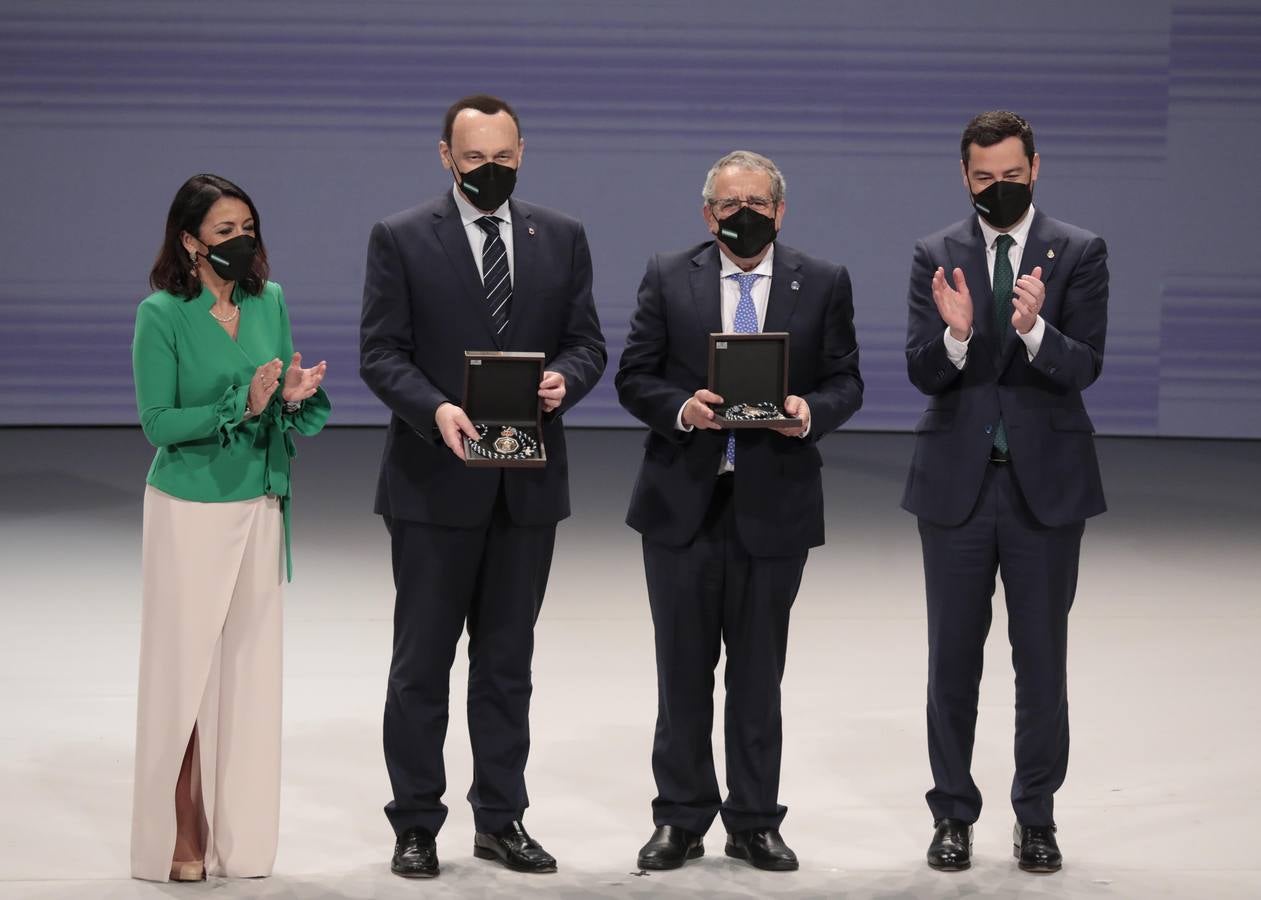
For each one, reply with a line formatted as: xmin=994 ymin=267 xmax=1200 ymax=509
xmin=617 ymin=150 xmax=863 ymax=873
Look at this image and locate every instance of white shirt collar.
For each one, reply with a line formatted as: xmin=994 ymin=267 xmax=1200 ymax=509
xmin=978 ymin=203 xmax=1035 ymax=251
xmin=718 ymin=243 xmax=775 ymax=280
xmin=452 ymin=182 xmax=512 ymax=227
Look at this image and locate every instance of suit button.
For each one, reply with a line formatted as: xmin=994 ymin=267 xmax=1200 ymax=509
xmin=984 ymin=424 xmax=993 ymax=435
xmin=937 ymin=369 xmax=945 ymax=377
xmin=1049 ymin=366 xmax=1058 ymax=374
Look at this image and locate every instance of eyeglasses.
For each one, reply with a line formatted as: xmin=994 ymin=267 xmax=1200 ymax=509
xmin=710 ymin=196 xmax=774 ymax=216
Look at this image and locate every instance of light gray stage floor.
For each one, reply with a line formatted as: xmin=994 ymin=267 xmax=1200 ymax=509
xmin=1 ymin=428 xmax=1258 ymax=899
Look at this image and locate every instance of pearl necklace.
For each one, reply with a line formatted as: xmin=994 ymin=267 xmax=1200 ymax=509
xmin=208 ymin=304 xmax=240 ymax=324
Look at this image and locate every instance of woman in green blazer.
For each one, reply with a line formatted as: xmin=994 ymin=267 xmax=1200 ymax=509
xmin=129 ymin=174 xmax=329 ymax=882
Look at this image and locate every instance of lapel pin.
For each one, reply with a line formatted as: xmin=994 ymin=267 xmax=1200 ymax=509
xmin=790 ymin=280 xmax=800 ymax=291
xmin=1046 ymin=248 xmax=1055 ymax=259
xmin=528 ymin=226 xmax=536 ymax=236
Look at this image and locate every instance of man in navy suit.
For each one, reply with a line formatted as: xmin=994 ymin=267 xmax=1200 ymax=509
xmin=903 ymin=111 xmax=1108 ymax=875
xmin=617 ymin=151 xmax=863 ymax=873
xmin=360 ymin=94 xmax=606 ymax=879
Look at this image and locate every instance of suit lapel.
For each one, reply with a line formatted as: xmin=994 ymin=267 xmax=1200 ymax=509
xmin=688 ymin=244 xmax=723 ymax=334
xmin=762 ymin=244 xmax=802 ymax=333
xmin=432 ymin=193 xmax=497 ymax=345
xmin=502 ymin=201 xmax=533 ymax=348
xmin=1018 ymin=210 xmax=1063 ymax=284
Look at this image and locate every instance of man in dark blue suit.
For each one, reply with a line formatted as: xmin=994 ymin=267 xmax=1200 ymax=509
xmin=617 ymin=151 xmax=863 ymax=873
xmin=360 ymin=95 xmax=606 ymax=879
xmin=903 ymin=111 xmax=1108 ymax=875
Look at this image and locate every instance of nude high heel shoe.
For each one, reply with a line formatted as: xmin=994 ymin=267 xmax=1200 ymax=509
xmin=169 ymin=859 xmax=205 ymax=881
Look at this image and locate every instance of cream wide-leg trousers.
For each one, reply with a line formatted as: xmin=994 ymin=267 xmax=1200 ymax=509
xmin=130 ymin=486 xmax=284 ymax=881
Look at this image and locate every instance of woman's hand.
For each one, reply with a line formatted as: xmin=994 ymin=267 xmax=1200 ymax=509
xmin=282 ymin=352 xmax=327 ymax=403
xmin=247 ymin=358 xmax=283 ymax=416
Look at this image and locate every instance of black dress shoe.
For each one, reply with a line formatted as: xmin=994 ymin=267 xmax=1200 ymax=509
xmin=1014 ymin=823 xmax=1062 ymax=873
xmin=927 ymin=818 xmax=973 ymax=871
xmin=391 ymin=827 xmax=439 ymax=879
xmin=636 ymin=825 xmax=704 ymax=870
xmin=724 ymin=828 xmax=799 ymax=871
xmin=473 ymin=820 xmax=557 ymax=873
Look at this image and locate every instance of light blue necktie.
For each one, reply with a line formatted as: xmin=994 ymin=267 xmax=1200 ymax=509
xmin=726 ymin=272 xmax=762 ymax=466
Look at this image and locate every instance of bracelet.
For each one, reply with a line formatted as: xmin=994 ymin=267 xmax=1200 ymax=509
xmin=282 ymin=399 xmax=302 ymax=414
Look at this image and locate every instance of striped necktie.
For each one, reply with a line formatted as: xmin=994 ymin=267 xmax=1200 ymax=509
xmin=476 ymin=216 xmax=512 ymax=339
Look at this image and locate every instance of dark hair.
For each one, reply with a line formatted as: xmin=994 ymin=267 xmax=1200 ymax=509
xmin=960 ymin=110 xmax=1035 ymax=166
xmin=149 ymin=173 xmax=269 ymax=299
xmin=441 ymin=94 xmax=521 ymax=147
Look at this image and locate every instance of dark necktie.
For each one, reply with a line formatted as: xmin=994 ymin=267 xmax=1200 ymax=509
xmin=991 ymin=233 xmax=1015 ymax=454
xmin=476 ymin=216 xmax=512 ymax=338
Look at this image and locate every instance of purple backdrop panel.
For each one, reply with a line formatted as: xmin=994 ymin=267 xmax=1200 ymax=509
xmin=0 ymin=0 xmax=1257 ymax=436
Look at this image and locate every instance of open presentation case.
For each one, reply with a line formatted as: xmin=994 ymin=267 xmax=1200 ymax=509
xmin=461 ymin=351 xmax=546 ymax=467
xmin=707 ymin=332 xmax=802 ymax=428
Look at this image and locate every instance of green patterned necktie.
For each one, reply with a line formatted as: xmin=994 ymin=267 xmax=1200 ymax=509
xmin=991 ymin=233 xmax=1016 ymax=454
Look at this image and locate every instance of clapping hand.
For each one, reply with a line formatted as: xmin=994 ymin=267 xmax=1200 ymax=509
xmin=1011 ymin=266 xmax=1045 ymax=335
xmin=932 ymin=266 xmax=973 ymax=342
xmin=282 ymin=352 xmax=327 ymax=403
xmin=247 ymin=358 xmax=283 ymax=416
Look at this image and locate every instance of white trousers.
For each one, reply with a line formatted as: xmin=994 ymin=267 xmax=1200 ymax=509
xmin=130 ymin=486 xmax=284 ymax=881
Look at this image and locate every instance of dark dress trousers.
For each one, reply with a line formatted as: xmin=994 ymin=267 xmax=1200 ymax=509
xmin=360 ymin=190 xmax=606 ymax=837
xmin=616 ymin=241 xmax=863 ymax=834
xmin=902 ymin=209 xmax=1108 ymax=828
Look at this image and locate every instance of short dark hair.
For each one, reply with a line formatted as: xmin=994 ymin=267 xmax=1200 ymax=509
xmin=961 ymin=110 xmax=1035 ymax=166
xmin=150 ymin=174 xmax=269 ymax=299
xmin=442 ymin=94 xmax=521 ymax=147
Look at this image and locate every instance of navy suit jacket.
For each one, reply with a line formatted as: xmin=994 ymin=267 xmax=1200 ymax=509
xmin=616 ymin=241 xmax=863 ymax=556
xmin=901 ymin=210 xmax=1108 ymax=528
xmin=360 ymin=191 xmax=607 ymax=527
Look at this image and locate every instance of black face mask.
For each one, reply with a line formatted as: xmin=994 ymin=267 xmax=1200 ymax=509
xmin=971 ymin=179 xmax=1033 ymax=230
xmin=199 ymin=234 xmax=257 ymax=282
xmin=714 ymin=206 xmax=778 ymax=259
xmin=453 ymin=161 xmax=517 ymax=212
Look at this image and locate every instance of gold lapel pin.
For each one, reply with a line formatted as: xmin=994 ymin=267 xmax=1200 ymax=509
xmin=528 ymin=226 xmax=536 ymax=236
xmin=1046 ymin=248 xmax=1055 ymax=259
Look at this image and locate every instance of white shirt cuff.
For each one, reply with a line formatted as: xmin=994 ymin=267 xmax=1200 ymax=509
xmin=675 ymin=399 xmax=693 ymax=431
xmin=944 ymin=326 xmax=972 ymax=370
xmin=1018 ymin=315 xmax=1046 ymax=360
